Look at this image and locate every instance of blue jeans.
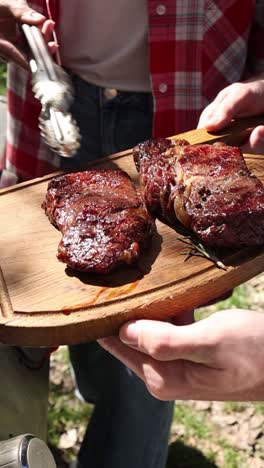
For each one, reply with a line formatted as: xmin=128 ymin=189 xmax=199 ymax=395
xmin=60 ymin=75 xmax=153 ymax=168
xmin=65 ymin=76 xmax=174 ymax=468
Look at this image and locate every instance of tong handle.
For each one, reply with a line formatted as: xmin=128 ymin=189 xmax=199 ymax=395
xmin=22 ymin=24 xmax=57 ymax=81
xmin=21 ymin=24 xmax=81 ymax=158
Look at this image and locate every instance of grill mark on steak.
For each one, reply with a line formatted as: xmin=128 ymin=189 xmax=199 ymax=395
xmin=133 ymin=139 xmax=264 ymax=248
xmin=42 ymin=169 xmax=154 ymax=273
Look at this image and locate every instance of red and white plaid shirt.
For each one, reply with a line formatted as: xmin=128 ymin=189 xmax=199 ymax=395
xmin=1 ymin=0 xmax=264 ymax=186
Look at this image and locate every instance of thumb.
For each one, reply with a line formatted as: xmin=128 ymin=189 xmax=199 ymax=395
xmin=241 ymin=125 xmax=264 ymax=154
xmin=8 ymin=1 xmax=46 ymax=24
xmin=119 ymin=319 xmax=216 ymax=363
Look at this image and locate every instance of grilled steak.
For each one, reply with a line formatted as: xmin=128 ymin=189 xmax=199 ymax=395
xmin=133 ymin=138 xmax=264 ymax=248
xmin=42 ymin=169 xmax=154 ymax=273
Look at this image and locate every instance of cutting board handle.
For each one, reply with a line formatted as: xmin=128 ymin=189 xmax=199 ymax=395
xmin=172 ymin=114 xmax=264 ymax=148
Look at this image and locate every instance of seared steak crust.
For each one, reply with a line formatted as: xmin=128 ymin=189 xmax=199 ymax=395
xmin=133 ymin=139 xmax=264 ymax=248
xmin=42 ymin=169 xmax=154 ymax=273
xmin=133 ymin=138 xmax=189 ymax=224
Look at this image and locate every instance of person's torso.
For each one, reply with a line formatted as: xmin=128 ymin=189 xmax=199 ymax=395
xmin=58 ymin=0 xmax=151 ymax=92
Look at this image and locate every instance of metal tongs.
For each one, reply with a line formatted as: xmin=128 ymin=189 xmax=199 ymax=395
xmin=22 ymin=24 xmax=81 ymax=158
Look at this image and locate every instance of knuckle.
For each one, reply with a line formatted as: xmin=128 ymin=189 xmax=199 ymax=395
xmin=225 ymin=83 xmax=253 ymax=109
xmin=239 ymin=83 xmax=253 ymax=99
xmin=139 ymin=331 xmax=170 ymax=360
xmin=229 ymin=82 xmax=241 ymax=91
xmin=147 ymin=342 xmax=167 ymax=360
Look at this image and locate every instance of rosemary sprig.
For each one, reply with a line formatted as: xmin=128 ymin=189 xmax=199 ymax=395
xmin=157 ymin=215 xmax=227 ymax=270
xmin=177 ymin=236 xmax=227 ymax=270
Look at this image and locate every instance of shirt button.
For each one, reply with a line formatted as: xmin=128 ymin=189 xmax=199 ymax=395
xmin=156 ymin=4 xmax=166 ymax=15
xmin=159 ymin=83 xmax=168 ymax=93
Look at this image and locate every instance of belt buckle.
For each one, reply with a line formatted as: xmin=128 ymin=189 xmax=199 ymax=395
xmin=103 ymin=88 xmax=118 ymax=100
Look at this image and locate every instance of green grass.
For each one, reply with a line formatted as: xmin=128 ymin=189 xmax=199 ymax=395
xmin=195 ymin=285 xmax=250 ymax=321
xmin=173 ymin=404 xmax=211 ymax=439
xmin=213 ymin=286 xmax=250 ymax=310
xmin=48 ymin=395 xmax=93 ymax=447
xmin=223 ymin=400 xmax=264 ymax=418
xmin=219 ymin=440 xmax=243 ymax=468
xmin=0 ymin=63 xmax=7 ymax=95
xmin=48 ymin=347 xmax=93 ymax=462
xmin=223 ymin=401 xmax=248 ymax=414
xmin=254 ymin=402 xmax=264 ymax=414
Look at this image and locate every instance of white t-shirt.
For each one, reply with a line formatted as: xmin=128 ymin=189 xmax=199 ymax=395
xmin=58 ymin=0 xmax=151 ymax=92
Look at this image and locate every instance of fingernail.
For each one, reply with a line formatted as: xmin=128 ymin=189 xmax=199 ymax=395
xmin=21 ymin=11 xmax=45 ymax=22
xmin=120 ymin=321 xmax=139 ymax=346
xmin=30 ymin=11 xmax=44 ymax=18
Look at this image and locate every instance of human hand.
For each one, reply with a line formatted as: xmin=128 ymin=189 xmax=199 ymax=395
xmin=0 ymin=0 xmax=57 ymax=69
xmin=198 ymin=76 xmax=264 ymax=154
xmin=99 ymin=309 xmax=264 ymax=401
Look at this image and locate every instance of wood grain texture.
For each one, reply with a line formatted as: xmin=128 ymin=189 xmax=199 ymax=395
xmin=0 ymin=117 xmax=263 ymax=346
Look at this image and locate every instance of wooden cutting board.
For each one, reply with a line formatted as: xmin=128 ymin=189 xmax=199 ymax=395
xmin=0 ymin=117 xmax=264 ymax=347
